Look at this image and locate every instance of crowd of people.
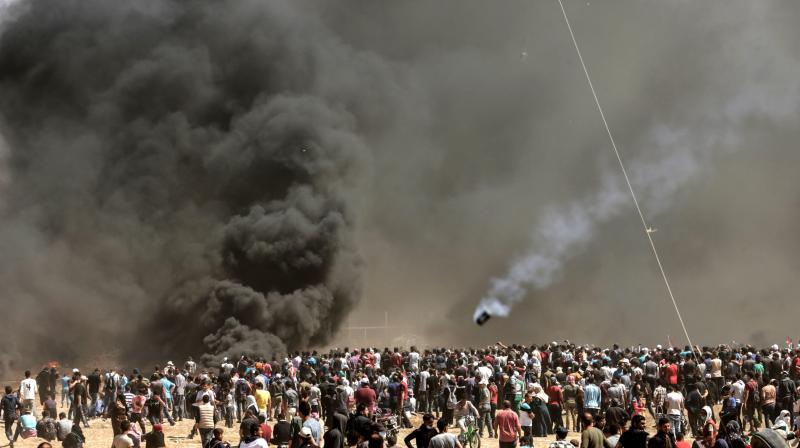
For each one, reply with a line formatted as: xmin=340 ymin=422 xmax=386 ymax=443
xmin=2 ymin=342 xmax=800 ymax=448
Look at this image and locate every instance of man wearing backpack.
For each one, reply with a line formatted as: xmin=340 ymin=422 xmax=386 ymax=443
xmin=270 ymin=376 xmax=285 ymax=421
xmin=742 ymin=374 xmax=761 ymax=433
xmin=235 ymin=377 xmax=251 ymax=423
xmin=442 ymin=383 xmax=457 ymax=425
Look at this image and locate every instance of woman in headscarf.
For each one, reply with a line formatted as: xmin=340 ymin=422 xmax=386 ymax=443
xmin=724 ymin=421 xmax=746 ymax=448
xmin=530 ymin=384 xmax=552 ymax=437
xmin=691 ymin=420 xmax=729 ymax=448
xmin=773 ymin=410 xmax=792 ymax=432
xmin=245 ymin=394 xmax=259 ymax=417
xmin=702 ymin=407 xmax=716 ymax=425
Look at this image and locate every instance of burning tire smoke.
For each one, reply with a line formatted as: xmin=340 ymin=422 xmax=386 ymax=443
xmin=0 ymin=0 xmax=369 ymax=369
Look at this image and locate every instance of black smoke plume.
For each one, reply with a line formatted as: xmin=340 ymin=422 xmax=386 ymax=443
xmin=0 ymin=0 xmax=367 ymax=369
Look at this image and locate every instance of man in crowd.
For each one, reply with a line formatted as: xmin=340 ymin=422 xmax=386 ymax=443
xmin=494 ymin=400 xmax=521 ymax=448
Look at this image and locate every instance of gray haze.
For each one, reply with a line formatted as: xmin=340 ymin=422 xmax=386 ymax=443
xmin=0 ymin=1 xmax=799 ymax=370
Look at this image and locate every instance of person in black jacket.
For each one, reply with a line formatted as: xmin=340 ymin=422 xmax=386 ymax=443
xmin=618 ymin=415 xmax=648 ymax=448
xmin=648 ymin=418 xmax=677 ymax=448
xmin=685 ymin=383 xmax=703 ymax=438
xmin=323 ymin=410 xmax=347 ymax=448
xmin=777 ymin=372 xmax=796 ymax=421
xmin=403 ymin=414 xmax=437 ymax=448
xmin=270 ymin=413 xmax=292 ymax=447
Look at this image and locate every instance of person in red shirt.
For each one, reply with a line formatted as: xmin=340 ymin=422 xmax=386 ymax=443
xmin=353 ymin=379 xmax=376 ymax=413
xmin=391 ymin=350 xmax=403 ymax=368
xmin=493 ymin=400 xmax=522 ymax=448
xmin=547 ymin=381 xmax=564 ymax=431
xmin=664 ymin=360 xmax=679 ymax=386
xmin=674 ymin=433 xmax=690 ymax=448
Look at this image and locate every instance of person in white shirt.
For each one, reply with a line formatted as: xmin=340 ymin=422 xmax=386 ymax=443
xmin=730 ymin=377 xmax=745 ymax=407
xmin=665 ymin=385 xmax=684 ymax=438
xmin=409 ymin=348 xmax=420 ymax=372
xmin=477 ymin=362 xmax=493 ymax=384
xmin=417 ymin=369 xmax=431 ymax=414
xmin=20 ymin=370 xmax=38 ymax=418
xmin=185 ymin=357 xmax=197 ymax=375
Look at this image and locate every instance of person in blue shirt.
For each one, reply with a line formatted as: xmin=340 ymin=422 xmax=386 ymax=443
xmin=298 ymin=401 xmax=320 ymax=445
xmin=159 ymin=375 xmax=176 ymax=425
xmin=584 ymin=376 xmax=602 ymax=418
xmin=13 ymin=410 xmax=37 ymax=442
xmin=60 ymin=375 xmax=71 ymax=408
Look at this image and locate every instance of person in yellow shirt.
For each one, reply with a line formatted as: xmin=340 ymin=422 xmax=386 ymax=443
xmin=254 ymin=382 xmax=271 ymax=419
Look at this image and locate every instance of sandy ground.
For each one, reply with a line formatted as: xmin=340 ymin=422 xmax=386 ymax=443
xmin=3 ymin=403 xmax=687 ymax=448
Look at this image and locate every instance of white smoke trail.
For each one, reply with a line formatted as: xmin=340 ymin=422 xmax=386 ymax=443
xmin=474 ymin=81 xmax=798 ymax=321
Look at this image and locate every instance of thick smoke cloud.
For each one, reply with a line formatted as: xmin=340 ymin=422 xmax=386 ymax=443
xmin=0 ymin=0 xmax=371 ymax=369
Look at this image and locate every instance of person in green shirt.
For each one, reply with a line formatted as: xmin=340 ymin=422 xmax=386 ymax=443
xmin=580 ymin=412 xmax=613 ymax=448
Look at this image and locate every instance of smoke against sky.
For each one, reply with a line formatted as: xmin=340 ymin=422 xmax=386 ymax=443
xmin=331 ymin=1 xmax=800 ymax=348
xmin=0 ymin=1 xmax=799 ymax=369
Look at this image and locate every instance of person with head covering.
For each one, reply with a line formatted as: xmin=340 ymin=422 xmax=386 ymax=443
xmin=724 ymin=421 xmax=746 ymax=448
xmin=143 ymin=423 xmax=165 ymax=448
xmin=530 ymin=385 xmax=552 ymax=438
xmin=690 ymin=421 xmax=728 ymax=448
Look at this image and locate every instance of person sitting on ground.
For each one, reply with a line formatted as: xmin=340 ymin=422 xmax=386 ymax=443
xmin=14 ymin=409 xmax=37 ymax=441
xmin=36 ymin=409 xmax=58 ymax=442
xmin=207 ymin=428 xmax=230 ymax=448
xmin=144 ymin=423 xmax=166 ymax=448
xmin=57 ymin=412 xmax=73 ymax=442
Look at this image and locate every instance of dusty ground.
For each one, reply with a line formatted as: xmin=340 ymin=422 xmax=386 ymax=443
xmin=3 ymin=402 xmax=692 ymax=448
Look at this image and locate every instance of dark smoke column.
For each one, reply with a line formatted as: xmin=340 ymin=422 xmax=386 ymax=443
xmin=0 ymin=0 xmax=367 ymax=368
